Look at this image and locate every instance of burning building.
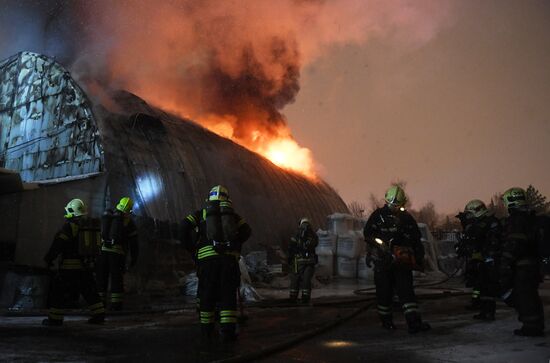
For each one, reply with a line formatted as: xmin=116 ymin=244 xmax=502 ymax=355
xmin=0 ymin=52 xmax=348 ymax=306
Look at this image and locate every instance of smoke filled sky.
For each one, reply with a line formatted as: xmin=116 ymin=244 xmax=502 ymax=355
xmin=0 ymin=0 xmax=549 ymax=213
xmin=285 ymin=0 xmax=550 ymax=213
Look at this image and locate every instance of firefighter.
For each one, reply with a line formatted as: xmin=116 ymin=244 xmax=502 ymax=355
xmin=180 ymin=185 xmax=251 ymax=343
xmin=363 ymin=185 xmax=430 ymax=334
xmin=42 ymin=199 xmax=105 ymax=326
xmin=288 ymin=218 xmax=319 ymax=304
xmin=499 ymin=187 xmax=545 ymax=336
xmin=96 ymin=197 xmax=139 ymax=310
xmin=458 ymin=200 xmax=502 ymax=321
xmin=455 ymin=210 xmax=484 ymax=311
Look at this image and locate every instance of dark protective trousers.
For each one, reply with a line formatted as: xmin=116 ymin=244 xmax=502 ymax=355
xmin=478 ymin=261 xmax=500 ymax=316
xmin=513 ymin=264 xmax=545 ymax=333
xmin=289 ymin=263 xmax=315 ymax=301
xmin=47 ymin=270 xmax=105 ymax=322
xmin=465 ymin=259 xmax=482 ymax=303
xmin=198 ymin=256 xmax=240 ymax=337
xmin=96 ymin=251 xmax=125 ymax=308
xmin=374 ymin=264 xmax=423 ymax=327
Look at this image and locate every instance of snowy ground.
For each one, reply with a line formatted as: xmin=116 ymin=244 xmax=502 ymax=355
xmin=0 ymin=277 xmax=548 ymax=362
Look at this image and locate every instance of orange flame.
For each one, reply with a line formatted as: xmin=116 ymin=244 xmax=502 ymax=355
xmin=200 ymin=115 xmax=317 ymax=179
xmin=260 ymin=136 xmax=316 ymax=178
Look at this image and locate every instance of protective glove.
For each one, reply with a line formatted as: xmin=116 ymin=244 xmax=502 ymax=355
xmin=365 ymin=254 xmax=374 ymax=268
xmin=500 ymin=289 xmax=514 ymax=307
xmin=44 ymin=259 xmax=53 ymax=270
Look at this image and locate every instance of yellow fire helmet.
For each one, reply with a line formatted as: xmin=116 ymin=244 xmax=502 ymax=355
xmin=64 ymin=198 xmax=87 ymax=219
xmin=116 ymin=197 xmax=134 ymax=214
xmin=299 ymin=218 xmax=310 ymax=226
xmin=464 ymin=199 xmax=489 ymax=218
xmin=208 ymin=185 xmax=230 ymax=201
xmin=384 ymin=185 xmax=407 ymax=208
xmin=502 ymin=187 xmax=528 ymax=210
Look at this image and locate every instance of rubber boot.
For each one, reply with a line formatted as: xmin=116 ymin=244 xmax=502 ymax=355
xmin=220 ymin=323 xmax=238 ymax=343
xmin=406 ymin=312 xmax=431 ymax=334
xmin=289 ymin=290 xmax=299 ymax=303
xmin=201 ymin=323 xmax=215 ymax=343
xmin=301 ymin=290 xmax=311 ymax=304
xmin=380 ymin=315 xmax=396 ymax=331
xmin=465 ymin=297 xmax=481 ymax=311
xmin=473 ymin=299 xmax=495 ymax=321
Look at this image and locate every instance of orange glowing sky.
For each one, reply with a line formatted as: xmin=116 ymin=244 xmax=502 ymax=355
xmin=285 ymin=0 xmax=550 ymax=213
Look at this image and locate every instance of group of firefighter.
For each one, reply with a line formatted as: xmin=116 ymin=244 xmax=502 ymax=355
xmin=42 ymin=197 xmax=139 ymax=326
xmin=41 ymin=183 xmax=546 ymax=342
xmin=368 ymin=185 xmax=547 ymax=337
xmin=285 ymin=184 xmax=547 ymax=337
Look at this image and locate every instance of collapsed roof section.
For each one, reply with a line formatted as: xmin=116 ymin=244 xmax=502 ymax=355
xmin=0 ymin=52 xmax=103 ymax=182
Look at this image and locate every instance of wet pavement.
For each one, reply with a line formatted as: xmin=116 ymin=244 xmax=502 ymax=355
xmin=0 ymin=278 xmax=549 ymax=362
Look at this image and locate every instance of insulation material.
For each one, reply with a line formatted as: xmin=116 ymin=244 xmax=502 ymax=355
xmin=336 ymin=232 xmax=365 ymax=259
xmin=315 ymin=229 xmax=337 ymax=256
xmin=327 ymin=213 xmax=354 ymax=236
xmin=316 ymin=252 xmax=334 ymax=277
xmin=336 ymin=256 xmax=357 ymax=279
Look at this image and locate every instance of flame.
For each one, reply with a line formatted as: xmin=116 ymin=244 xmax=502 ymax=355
xmin=199 ymin=114 xmax=317 ymax=179
xmin=262 ymin=137 xmax=315 ymax=178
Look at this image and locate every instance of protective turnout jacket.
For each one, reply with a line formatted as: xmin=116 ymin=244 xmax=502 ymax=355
xmin=101 ymin=211 xmax=139 ymax=262
xmin=462 ymin=214 xmax=502 ymax=261
xmin=500 ymin=210 xmax=540 ymax=290
xmin=363 ymin=205 xmax=424 ymax=267
xmin=289 ymin=225 xmax=319 ymax=266
xmin=44 ymin=219 xmax=89 ymax=270
xmin=181 ymin=208 xmax=251 ymax=261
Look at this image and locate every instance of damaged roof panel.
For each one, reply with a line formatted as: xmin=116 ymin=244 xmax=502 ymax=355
xmin=0 ymin=52 xmax=103 ymax=182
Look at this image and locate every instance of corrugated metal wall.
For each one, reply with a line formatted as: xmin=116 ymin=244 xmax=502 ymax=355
xmin=0 ymin=52 xmax=103 ymax=181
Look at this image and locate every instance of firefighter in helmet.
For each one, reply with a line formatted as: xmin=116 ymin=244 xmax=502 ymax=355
xmin=363 ymin=185 xmax=430 ymax=333
xmin=43 ymin=199 xmax=105 ymax=326
xmin=96 ymin=197 xmax=139 ymax=310
xmin=288 ymin=218 xmax=319 ymax=303
xmin=455 ymin=204 xmax=484 ymax=311
xmin=457 ymin=199 xmax=502 ymax=320
xmin=499 ymin=187 xmax=545 ymax=336
xmin=180 ymin=185 xmax=251 ymax=343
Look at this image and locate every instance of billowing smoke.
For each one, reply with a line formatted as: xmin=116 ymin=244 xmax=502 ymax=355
xmin=0 ymin=0 xmax=453 ymax=177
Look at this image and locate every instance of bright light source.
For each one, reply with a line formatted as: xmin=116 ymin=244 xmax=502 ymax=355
xmin=375 ymin=238 xmax=384 ymax=245
xmin=136 ymin=173 xmax=162 ymax=202
xmin=323 ymin=340 xmax=355 ymax=348
xmin=400 ymin=207 xmax=406 ymax=211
